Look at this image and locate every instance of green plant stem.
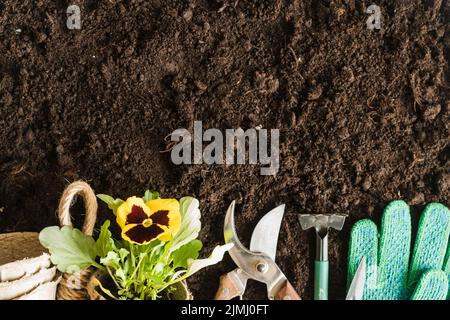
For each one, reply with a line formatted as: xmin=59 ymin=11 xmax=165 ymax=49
xmin=138 ymin=253 xmax=147 ymax=285
xmin=92 ymin=261 xmax=107 ymax=271
xmin=158 ymin=275 xmax=185 ymax=293
xmin=130 ymin=253 xmax=146 ymax=281
xmin=106 ymin=266 xmax=121 ymax=289
xmin=130 ymin=243 xmax=136 ymax=268
xmin=97 ymin=280 xmax=119 ymax=300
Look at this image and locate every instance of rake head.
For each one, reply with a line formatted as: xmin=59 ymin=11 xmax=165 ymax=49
xmin=299 ymin=214 xmax=347 ymax=236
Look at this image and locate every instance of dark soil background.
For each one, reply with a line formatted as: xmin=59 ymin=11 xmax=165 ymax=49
xmin=0 ymin=0 xmax=449 ymax=299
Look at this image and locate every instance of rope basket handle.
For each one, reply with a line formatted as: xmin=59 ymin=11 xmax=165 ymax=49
xmin=56 ymin=181 xmax=98 ymax=300
xmin=58 ymin=181 xmax=98 ymax=236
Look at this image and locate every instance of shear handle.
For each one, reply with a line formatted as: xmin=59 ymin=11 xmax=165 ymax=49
xmin=274 ymin=280 xmax=301 ymax=300
xmin=214 ymin=269 xmax=247 ymax=300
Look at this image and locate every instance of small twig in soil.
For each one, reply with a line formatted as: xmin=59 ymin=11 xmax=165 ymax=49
xmin=288 ymin=45 xmax=300 ymax=69
xmin=387 ymin=74 xmax=401 ymax=92
xmin=160 ymin=142 xmax=177 ymax=153
xmin=10 ymin=164 xmax=26 ymax=176
xmin=409 ymin=73 xmax=422 ymax=112
xmin=160 ymin=133 xmax=178 ymax=153
xmin=366 ymin=94 xmax=377 ymax=109
xmin=408 ymin=154 xmax=424 ymax=170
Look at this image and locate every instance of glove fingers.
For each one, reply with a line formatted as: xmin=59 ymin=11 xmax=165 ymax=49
xmin=410 ymin=270 xmax=448 ymax=300
xmin=444 ymin=236 xmax=450 ymax=273
xmin=444 ymin=236 xmax=450 ymax=299
xmin=409 ymin=203 xmax=450 ymax=293
xmin=378 ymin=200 xmax=411 ymax=300
xmin=348 ymin=219 xmax=378 ymax=299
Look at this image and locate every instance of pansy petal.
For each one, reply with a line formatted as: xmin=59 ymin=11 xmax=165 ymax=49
xmin=147 ymin=199 xmax=181 ymax=234
xmin=151 ymin=210 xmax=170 ymax=226
xmin=126 ymin=205 xmax=149 ymax=225
xmin=156 ymin=227 xmax=174 ymax=242
xmin=146 ymin=199 xmax=179 ymax=214
xmin=167 ymin=209 xmax=181 ymax=234
xmin=122 ymin=224 xmax=163 ymax=245
xmin=116 ymin=197 xmax=150 ymax=228
xmin=155 ymin=212 xmax=181 ymax=235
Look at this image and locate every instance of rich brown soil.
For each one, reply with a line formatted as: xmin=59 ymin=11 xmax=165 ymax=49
xmin=0 ymin=1 xmax=449 ymax=300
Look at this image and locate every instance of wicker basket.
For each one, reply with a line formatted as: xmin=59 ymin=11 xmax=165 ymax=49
xmin=0 ymin=181 xmax=97 ymax=300
xmin=0 ymin=232 xmax=45 ymax=266
xmin=0 ymin=180 xmax=192 ymax=300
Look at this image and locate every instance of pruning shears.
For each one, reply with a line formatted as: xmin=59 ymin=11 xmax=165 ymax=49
xmin=214 ymin=201 xmax=301 ymax=300
xmin=345 ymin=256 xmax=366 ymax=300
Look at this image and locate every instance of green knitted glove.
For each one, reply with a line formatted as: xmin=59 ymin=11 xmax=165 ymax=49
xmin=347 ymin=200 xmax=450 ymax=300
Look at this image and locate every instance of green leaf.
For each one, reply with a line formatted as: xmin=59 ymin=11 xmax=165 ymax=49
xmin=118 ymin=248 xmax=129 ymax=262
xmin=39 ymin=226 xmax=98 ymax=273
xmin=153 ymin=262 xmax=165 ymax=276
xmin=172 ymin=240 xmax=203 ymax=269
xmin=169 ymin=197 xmax=201 ymax=253
xmin=143 ymin=190 xmax=160 ymax=202
xmin=115 ymin=268 xmax=126 ymax=283
xmin=123 ymin=255 xmax=133 ymax=275
xmin=96 ymin=220 xmax=116 ymax=258
xmin=100 ymin=251 xmax=121 ymax=270
xmin=97 ymin=194 xmax=124 ymax=215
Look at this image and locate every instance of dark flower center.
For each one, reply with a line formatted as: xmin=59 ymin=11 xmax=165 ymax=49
xmin=126 ymin=205 xmax=148 ymax=225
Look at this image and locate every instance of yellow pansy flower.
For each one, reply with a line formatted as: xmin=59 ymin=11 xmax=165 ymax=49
xmin=116 ymin=197 xmax=181 ymax=245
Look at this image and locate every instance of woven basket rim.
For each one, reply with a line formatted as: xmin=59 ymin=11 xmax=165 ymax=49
xmin=0 ymin=231 xmax=46 ymax=266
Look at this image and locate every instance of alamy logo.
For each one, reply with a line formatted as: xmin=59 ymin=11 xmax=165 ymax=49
xmin=366 ymin=4 xmax=381 ymax=30
xmin=169 ymin=121 xmax=279 ymax=176
xmin=66 ymin=5 xmax=81 ymax=30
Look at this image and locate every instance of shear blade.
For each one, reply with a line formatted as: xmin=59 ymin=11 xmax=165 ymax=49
xmin=250 ymin=204 xmax=285 ymax=261
xmin=346 ymin=256 xmax=366 ymax=300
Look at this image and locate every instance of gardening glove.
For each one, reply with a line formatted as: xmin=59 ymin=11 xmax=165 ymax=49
xmin=347 ymin=200 xmax=450 ymax=300
xmin=0 ymin=254 xmax=59 ymax=300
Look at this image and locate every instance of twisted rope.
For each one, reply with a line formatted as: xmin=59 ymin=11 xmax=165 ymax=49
xmin=56 ymin=181 xmax=97 ymax=300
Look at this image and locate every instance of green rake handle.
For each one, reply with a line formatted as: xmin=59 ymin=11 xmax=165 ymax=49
xmin=314 ymin=260 xmax=329 ymax=300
